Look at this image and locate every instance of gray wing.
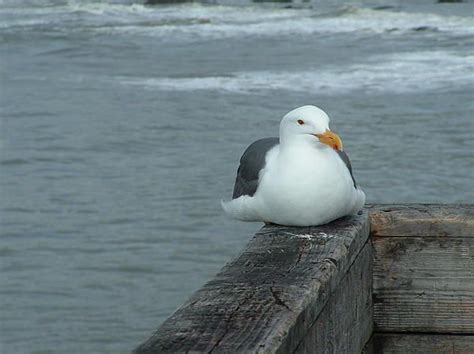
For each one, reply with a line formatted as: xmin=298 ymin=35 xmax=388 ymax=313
xmin=232 ymin=137 xmax=279 ymax=199
xmin=232 ymin=138 xmax=357 ymax=199
xmin=337 ymin=150 xmax=357 ymax=188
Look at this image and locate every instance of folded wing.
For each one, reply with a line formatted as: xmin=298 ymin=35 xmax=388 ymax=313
xmin=232 ymin=137 xmax=279 ymax=199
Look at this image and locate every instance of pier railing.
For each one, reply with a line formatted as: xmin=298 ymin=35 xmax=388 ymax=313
xmin=133 ymin=204 xmax=473 ymax=353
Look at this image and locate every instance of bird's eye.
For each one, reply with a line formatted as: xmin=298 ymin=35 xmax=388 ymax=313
xmin=297 ymin=119 xmax=305 ymax=125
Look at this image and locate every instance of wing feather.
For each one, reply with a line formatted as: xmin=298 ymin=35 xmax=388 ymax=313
xmin=337 ymin=150 xmax=357 ymax=188
xmin=232 ymin=137 xmax=279 ymax=199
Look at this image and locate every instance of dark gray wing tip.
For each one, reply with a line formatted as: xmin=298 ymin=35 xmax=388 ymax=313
xmin=232 ymin=137 xmax=279 ymax=199
xmin=337 ymin=150 xmax=357 ymax=188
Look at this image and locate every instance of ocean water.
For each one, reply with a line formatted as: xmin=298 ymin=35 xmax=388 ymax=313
xmin=0 ymin=0 xmax=473 ymax=352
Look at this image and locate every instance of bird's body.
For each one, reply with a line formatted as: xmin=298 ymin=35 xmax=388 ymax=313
xmin=222 ymin=105 xmax=365 ymax=227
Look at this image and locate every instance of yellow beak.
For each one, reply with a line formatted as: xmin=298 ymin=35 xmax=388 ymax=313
xmin=314 ymin=129 xmax=343 ymax=151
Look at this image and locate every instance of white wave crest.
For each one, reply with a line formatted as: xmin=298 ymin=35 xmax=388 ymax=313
xmin=93 ymin=5 xmax=474 ymax=39
xmin=119 ymin=51 xmax=474 ymax=94
xmin=1 ymin=3 xmax=473 ymax=38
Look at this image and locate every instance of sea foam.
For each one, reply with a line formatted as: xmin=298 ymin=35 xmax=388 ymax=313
xmin=1 ymin=3 xmax=473 ymax=39
xmin=119 ymin=51 xmax=474 ymax=94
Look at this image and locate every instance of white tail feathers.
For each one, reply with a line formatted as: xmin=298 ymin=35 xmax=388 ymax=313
xmin=221 ymin=197 xmax=261 ymax=222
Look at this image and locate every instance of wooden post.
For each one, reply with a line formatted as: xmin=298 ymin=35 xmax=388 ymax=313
xmin=368 ymin=204 xmax=474 ymax=353
xmin=133 ymin=211 xmax=371 ymax=353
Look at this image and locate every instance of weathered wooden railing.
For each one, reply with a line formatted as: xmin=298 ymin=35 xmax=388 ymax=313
xmin=133 ymin=204 xmax=473 ymax=353
xmin=367 ymin=204 xmax=474 ymax=353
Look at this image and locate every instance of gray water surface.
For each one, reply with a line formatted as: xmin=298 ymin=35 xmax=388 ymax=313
xmin=1 ymin=0 xmax=473 ymax=352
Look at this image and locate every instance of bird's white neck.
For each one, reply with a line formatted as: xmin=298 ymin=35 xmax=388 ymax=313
xmin=280 ymin=134 xmax=320 ymax=151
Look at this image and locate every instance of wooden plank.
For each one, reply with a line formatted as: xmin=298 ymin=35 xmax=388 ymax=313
xmin=373 ymin=235 xmax=474 ymax=333
xmin=293 ymin=243 xmax=373 ymax=354
xmin=371 ymin=205 xmax=474 ymax=333
xmin=371 ymin=333 xmax=474 ymax=353
xmin=133 ymin=211 xmax=370 ymax=353
xmin=368 ymin=204 xmax=474 ymax=237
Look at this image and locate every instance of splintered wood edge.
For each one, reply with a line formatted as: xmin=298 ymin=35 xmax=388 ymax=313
xmin=367 ymin=204 xmax=474 ymax=237
xmin=134 ymin=211 xmax=370 ymax=354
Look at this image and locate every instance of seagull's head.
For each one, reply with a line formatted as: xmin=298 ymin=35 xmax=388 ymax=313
xmin=280 ymin=105 xmax=343 ymax=151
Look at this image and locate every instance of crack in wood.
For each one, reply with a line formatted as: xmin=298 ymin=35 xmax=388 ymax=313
xmin=269 ymin=286 xmax=292 ymax=312
xmin=287 ymin=239 xmax=311 ymax=273
xmin=415 ymin=291 xmax=425 ymax=299
xmin=208 ymin=294 xmax=251 ymax=353
xmin=208 ymin=305 xmax=241 ymax=353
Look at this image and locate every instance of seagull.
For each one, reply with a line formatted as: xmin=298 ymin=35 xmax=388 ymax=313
xmin=221 ymin=105 xmax=365 ymax=226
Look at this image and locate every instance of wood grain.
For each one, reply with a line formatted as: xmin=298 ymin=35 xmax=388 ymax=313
xmin=133 ymin=211 xmax=370 ymax=353
xmin=371 ymin=204 xmax=474 ymax=333
xmin=134 ymin=204 xmax=474 ymax=353
xmin=369 ymin=333 xmax=474 ymax=353
xmin=368 ymin=204 xmax=474 ymax=237
xmin=293 ymin=243 xmax=373 ymax=354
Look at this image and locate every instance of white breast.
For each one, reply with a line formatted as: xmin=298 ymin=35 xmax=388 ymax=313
xmin=254 ymin=142 xmax=360 ymax=226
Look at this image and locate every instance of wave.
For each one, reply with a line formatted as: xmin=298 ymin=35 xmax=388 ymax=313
xmin=94 ymin=6 xmax=474 ymax=39
xmin=118 ymin=51 xmax=474 ymax=94
xmin=1 ymin=3 xmax=473 ymax=39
